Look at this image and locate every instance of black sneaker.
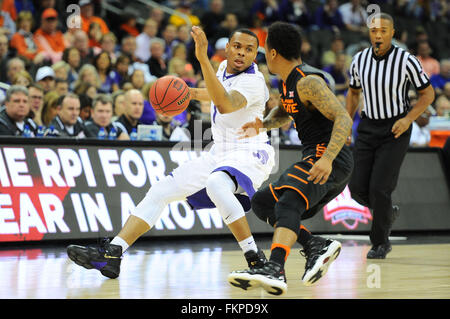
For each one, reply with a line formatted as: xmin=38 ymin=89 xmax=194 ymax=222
xmin=67 ymin=238 xmax=122 ymax=279
xmin=245 ymin=248 xmax=267 ymax=269
xmin=228 ymin=261 xmax=287 ymax=296
xmin=227 ymin=249 xmax=267 ymax=291
xmin=367 ymin=242 xmax=392 ymax=259
xmin=301 ymin=236 xmax=342 ymax=286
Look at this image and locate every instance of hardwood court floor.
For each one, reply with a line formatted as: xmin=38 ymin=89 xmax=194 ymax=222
xmin=0 ymin=235 xmax=449 ymax=299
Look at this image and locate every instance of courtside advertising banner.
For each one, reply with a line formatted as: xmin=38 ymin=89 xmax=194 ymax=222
xmin=0 ymin=141 xmax=449 ymax=242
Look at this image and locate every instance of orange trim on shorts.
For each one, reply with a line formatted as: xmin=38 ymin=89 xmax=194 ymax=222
xmin=294 ymin=165 xmax=310 ymax=175
xmin=300 ymin=225 xmax=311 ymax=233
xmin=287 ymin=173 xmax=308 ymax=184
xmin=274 ymin=185 xmax=310 ymax=210
xmin=271 ymin=243 xmax=291 ymax=260
xmin=269 ymin=183 xmax=279 ymax=202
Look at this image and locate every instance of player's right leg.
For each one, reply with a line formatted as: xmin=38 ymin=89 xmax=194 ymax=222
xmin=67 ymin=175 xmax=189 ymax=278
xmin=67 ymin=149 xmax=219 ymax=278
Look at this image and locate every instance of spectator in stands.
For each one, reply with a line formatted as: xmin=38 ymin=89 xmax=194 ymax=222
xmin=35 ymin=66 xmax=56 ymax=93
xmin=147 ymin=38 xmax=168 ymax=78
xmin=12 ymin=70 xmax=33 ymax=87
xmin=215 ymin=13 xmax=239 ymax=40
xmin=79 ymin=0 xmax=109 ymax=35
xmin=416 ymin=41 xmax=440 ymax=77
xmin=250 ymin=0 xmax=282 ymax=26
xmin=73 ymin=64 xmax=101 ymax=93
xmin=176 ymin=25 xmax=191 ymax=45
xmin=435 ymin=82 xmax=450 ymax=116
xmin=0 ymin=34 xmax=13 ymax=86
xmin=201 ymin=0 xmax=225 ymax=40
xmin=135 ymin=18 xmax=159 ymax=63
xmin=249 ymin=14 xmax=267 ymax=49
xmin=430 ymin=59 xmax=450 ymax=95
xmin=5 ymin=57 xmax=25 ymax=85
xmin=94 ymin=51 xmax=120 ymax=93
xmin=410 ymin=103 xmax=434 ymax=147
xmin=50 ymin=93 xmax=87 ymax=138
xmin=168 ymin=1 xmax=201 ymax=27
xmin=111 ymin=90 xmax=125 ymax=120
xmin=0 ymin=85 xmax=38 ymax=136
xmin=114 ymin=89 xmax=144 ymax=135
xmin=161 ymin=24 xmax=179 ymax=60
xmin=33 ymin=8 xmax=66 ymax=63
xmin=41 ymin=90 xmax=59 ymax=126
xmin=322 ymin=53 xmax=349 ymax=95
xmin=338 ymin=0 xmax=368 ymax=34
xmin=119 ymin=13 xmax=140 ymax=40
xmin=314 ymin=0 xmax=345 ymax=31
xmin=112 ymin=54 xmax=131 ymax=87
xmin=168 ymin=56 xmax=196 ymax=88
xmin=279 ymin=0 xmax=312 ymax=30
xmin=100 ymin=32 xmax=118 ymax=64
xmin=72 ymin=29 xmax=95 ymax=65
xmin=149 ymin=7 xmax=167 ymax=34
xmin=321 ymin=36 xmax=351 ymax=68
xmin=152 ymin=111 xmax=189 ymax=141
xmin=78 ymin=94 xmax=92 ymax=121
xmin=10 ymin=11 xmax=46 ymax=64
xmin=0 ymin=0 xmax=16 ymax=39
xmin=211 ymin=37 xmax=227 ymax=63
xmin=52 ymin=61 xmax=70 ymax=81
xmin=84 ymin=94 xmax=129 ymax=140
xmin=28 ymin=83 xmax=44 ymax=126
xmin=62 ymin=47 xmax=81 ymax=89
xmin=88 ymin=22 xmax=102 ymax=50
xmin=55 ymin=78 xmax=69 ymax=96
xmin=130 ymin=69 xmax=145 ymax=91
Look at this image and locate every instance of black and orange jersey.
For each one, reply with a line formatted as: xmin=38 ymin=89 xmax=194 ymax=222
xmin=278 ymin=64 xmax=333 ymax=148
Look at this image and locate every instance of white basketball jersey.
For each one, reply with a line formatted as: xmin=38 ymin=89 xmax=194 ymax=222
xmin=211 ymin=60 xmax=269 ymax=144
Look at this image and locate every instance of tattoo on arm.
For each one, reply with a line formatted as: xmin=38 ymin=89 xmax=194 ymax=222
xmin=263 ymin=105 xmax=292 ymax=130
xmin=227 ymin=90 xmax=247 ymax=110
xmin=298 ymin=75 xmax=353 ymax=161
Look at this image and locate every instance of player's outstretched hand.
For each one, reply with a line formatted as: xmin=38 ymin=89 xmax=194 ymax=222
xmin=238 ymin=117 xmax=264 ymax=139
xmin=308 ymin=156 xmax=333 ymax=185
xmin=190 ymin=26 xmax=209 ymax=63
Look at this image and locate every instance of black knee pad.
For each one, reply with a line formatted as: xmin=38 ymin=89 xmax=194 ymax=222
xmin=274 ymin=190 xmax=306 ymax=235
xmin=251 ymin=187 xmax=277 ymax=226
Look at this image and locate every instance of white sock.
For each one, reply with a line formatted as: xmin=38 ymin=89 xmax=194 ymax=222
xmin=238 ymin=236 xmax=258 ymax=254
xmin=111 ymin=236 xmax=129 ymax=253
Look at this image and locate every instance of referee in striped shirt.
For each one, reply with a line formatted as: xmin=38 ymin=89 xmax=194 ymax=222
xmin=346 ymin=13 xmax=435 ymax=259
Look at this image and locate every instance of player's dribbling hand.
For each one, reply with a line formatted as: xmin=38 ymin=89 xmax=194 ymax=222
xmin=238 ymin=117 xmax=264 ymax=139
xmin=308 ymin=157 xmax=333 ymax=185
xmin=190 ymin=26 xmax=209 ymax=63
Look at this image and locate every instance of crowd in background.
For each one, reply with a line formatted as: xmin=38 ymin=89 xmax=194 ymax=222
xmin=0 ymin=0 xmax=448 ymax=147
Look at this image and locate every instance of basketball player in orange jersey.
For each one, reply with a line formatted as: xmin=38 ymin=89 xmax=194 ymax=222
xmin=228 ymin=21 xmax=354 ymax=295
xmin=67 ymin=26 xmax=275 ymax=279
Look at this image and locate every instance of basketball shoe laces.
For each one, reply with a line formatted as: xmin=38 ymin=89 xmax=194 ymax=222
xmin=300 ymin=237 xmax=327 ymax=270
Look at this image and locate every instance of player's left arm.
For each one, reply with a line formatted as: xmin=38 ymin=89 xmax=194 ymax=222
xmin=297 ymin=75 xmax=353 ymax=185
xmin=191 ymin=26 xmax=247 ymax=114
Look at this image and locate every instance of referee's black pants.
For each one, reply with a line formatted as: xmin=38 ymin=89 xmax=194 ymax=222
xmin=349 ymin=113 xmax=412 ymax=246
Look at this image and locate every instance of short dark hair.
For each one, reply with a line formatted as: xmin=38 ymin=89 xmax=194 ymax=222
xmin=92 ymin=94 xmax=112 ymax=110
xmin=229 ymin=28 xmax=259 ymax=48
xmin=266 ymin=22 xmax=302 ymax=61
xmin=370 ymin=12 xmax=394 ymax=26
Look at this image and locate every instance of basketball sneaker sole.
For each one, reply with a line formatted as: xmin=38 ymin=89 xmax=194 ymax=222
xmin=302 ymin=240 xmax=342 ymax=286
xmin=228 ymin=272 xmax=287 ymax=296
xmin=67 ymin=245 xmax=120 ymax=279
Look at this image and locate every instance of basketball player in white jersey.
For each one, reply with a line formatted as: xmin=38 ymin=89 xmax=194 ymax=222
xmin=66 ymin=26 xmax=275 ymax=279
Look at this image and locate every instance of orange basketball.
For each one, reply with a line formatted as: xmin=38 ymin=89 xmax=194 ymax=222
xmin=149 ymin=75 xmax=191 ymax=116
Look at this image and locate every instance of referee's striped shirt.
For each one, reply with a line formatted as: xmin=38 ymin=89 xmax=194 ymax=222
xmin=349 ymin=45 xmax=430 ymax=120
